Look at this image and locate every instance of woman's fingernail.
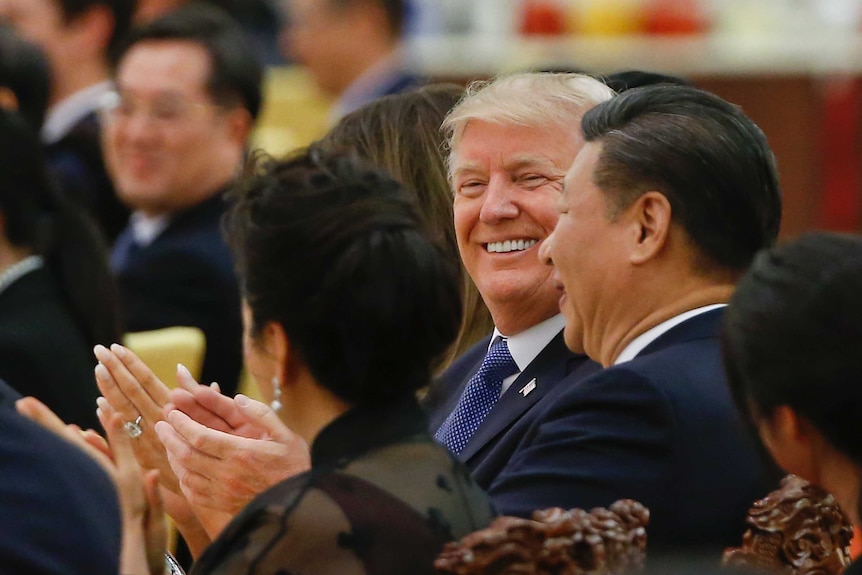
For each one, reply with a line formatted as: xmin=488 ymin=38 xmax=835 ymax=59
xmin=94 ymin=363 xmax=109 ymax=380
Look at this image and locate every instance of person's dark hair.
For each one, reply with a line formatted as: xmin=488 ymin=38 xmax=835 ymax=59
xmin=602 ymin=69 xmax=692 ymax=93
xmin=329 ymin=0 xmax=405 ymax=37
xmin=0 ymin=108 xmax=121 ymax=345
xmin=224 ymin=148 xmax=462 ymax=405
xmin=56 ymin=0 xmax=136 ymax=58
xmin=581 ymin=84 xmax=782 ymax=272
xmin=112 ymin=3 xmax=263 ymax=120
xmin=723 ymin=232 xmax=862 ymax=471
xmin=318 ymin=84 xmax=460 ymax=267
xmin=0 ymin=24 xmax=51 ymax=131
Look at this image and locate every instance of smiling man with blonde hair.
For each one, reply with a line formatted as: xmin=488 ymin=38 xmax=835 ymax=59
xmin=424 ymin=72 xmax=613 ymax=489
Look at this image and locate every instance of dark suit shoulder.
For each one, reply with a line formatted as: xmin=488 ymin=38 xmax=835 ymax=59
xmin=0 ymin=269 xmax=101 ymax=429
xmin=0 ymin=399 xmax=121 ymax=575
xmin=488 ymin=315 xmax=774 ymax=553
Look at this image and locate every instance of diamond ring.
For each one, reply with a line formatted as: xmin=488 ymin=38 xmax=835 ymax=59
xmin=124 ymin=415 xmax=143 ymax=438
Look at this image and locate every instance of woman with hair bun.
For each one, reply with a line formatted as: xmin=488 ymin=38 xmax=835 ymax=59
xmin=154 ymin=147 xmax=495 ymax=574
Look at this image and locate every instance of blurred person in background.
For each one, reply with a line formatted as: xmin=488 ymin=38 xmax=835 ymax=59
xmin=283 ymin=0 xmax=424 ymax=121
xmin=0 ymin=106 xmax=120 ymax=431
xmin=134 ymin=0 xmax=283 ymax=65
xmin=0 ymin=0 xmax=135 ymax=243
xmin=0 ymin=23 xmax=51 ymax=131
xmin=723 ymin=231 xmax=862 ymax=575
xmin=105 ymin=4 xmax=263 ymax=400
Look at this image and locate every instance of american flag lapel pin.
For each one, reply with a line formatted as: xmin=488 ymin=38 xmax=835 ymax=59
xmin=519 ymin=378 xmax=537 ymax=397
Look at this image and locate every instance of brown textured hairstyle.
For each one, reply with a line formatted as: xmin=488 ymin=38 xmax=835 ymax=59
xmin=318 ymin=84 xmax=494 ymax=372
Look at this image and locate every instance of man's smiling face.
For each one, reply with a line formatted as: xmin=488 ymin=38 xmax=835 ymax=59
xmin=451 ymin=119 xmax=584 ymax=335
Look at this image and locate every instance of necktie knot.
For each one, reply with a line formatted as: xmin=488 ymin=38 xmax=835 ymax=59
xmin=434 ymin=337 xmax=519 ymax=454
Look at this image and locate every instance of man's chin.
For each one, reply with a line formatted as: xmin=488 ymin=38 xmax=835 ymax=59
xmin=563 ymin=323 xmax=587 ymax=355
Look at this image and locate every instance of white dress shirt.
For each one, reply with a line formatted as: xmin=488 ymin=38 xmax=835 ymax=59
xmin=492 ymin=314 xmax=566 ymax=395
xmin=41 ymin=81 xmax=113 ymax=145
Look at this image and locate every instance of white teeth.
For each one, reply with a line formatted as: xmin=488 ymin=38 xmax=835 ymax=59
xmin=486 ymin=239 xmax=538 ymax=253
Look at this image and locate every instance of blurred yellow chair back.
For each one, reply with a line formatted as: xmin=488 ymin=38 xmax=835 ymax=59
xmin=237 ymin=369 xmax=264 ymax=403
xmin=122 ymin=326 xmax=206 ymax=387
xmin=251 ymin=66 xmax=332 ymax=157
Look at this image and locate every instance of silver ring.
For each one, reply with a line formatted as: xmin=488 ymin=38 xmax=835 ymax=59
xmin=124 ymin=415 xmax=143 ymax=438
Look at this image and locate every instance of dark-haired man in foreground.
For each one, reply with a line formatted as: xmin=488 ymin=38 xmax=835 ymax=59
xmin=494 ymin=84 xmax=782 ymax=554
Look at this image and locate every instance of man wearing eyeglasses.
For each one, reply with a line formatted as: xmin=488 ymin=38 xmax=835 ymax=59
xmin=106 ymin=4 xmax=262 ymax=400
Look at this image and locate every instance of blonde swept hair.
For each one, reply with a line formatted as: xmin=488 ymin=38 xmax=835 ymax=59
xmin=442 ymin=72 xmax=615 ymax=177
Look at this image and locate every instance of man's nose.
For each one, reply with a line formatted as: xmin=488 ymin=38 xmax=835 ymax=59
xmin=478 ymin=176 xmax=519 ymax=224
xmin=538 ymin=230 xmax=555 ymax=266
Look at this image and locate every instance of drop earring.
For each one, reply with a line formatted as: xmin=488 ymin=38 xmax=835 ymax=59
xmin=270 ymin=376 xmax=282 ymax=412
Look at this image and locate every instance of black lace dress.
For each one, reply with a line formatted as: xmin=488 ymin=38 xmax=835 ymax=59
xmin=191 ymin=397 xmax=495 ymax=575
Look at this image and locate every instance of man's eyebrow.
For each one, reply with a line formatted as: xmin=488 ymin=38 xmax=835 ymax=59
xmin=450 ymin=161 xmax=485 ymax=178
xmin=502 ymin=154 xmax=564 ymax=174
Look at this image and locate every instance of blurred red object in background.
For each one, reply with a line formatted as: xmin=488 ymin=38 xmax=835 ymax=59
xmin=644 ymin=0 xmax=709 ymax=35
xmin=520 ymin=0 xmax=567 ymax=35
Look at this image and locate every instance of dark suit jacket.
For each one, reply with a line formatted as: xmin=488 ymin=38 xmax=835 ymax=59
xmin=0 ymin=380 xmax=121 ymax=575
xmin=0 ymin=267 xmax=101 ymax=430
xmin=487 ymin=309 xmax=777 ymax=554
xmin=111 ymin=192 xmax=243 ymax=395
xmin=44 ymin=111 xmax=130 ymax=243
xmin=337 ymin=70 xmax=426 ymax=117
xmin=424 ymin=331 xmax=599 ymax=490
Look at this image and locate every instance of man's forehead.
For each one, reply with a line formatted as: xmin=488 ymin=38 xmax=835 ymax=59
xmin=453 ymin=152 xmax=567 ymax=173
xmin=117 ymin=40 xmax=211 ymax=91
xmin=564 ymin=142 xmax=601 ymax=187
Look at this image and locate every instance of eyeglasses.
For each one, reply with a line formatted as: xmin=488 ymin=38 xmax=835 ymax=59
xmin=99 ymin=90 xmax=221 ymax=127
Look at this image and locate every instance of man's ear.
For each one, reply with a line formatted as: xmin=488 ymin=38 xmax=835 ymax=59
xmin=758 ymin=405 xmax=819 ymax=480
xmin=223 ymin=106 xmax=254 ymax=148
xmin=628 ymin=191 xmax=671 ymax=265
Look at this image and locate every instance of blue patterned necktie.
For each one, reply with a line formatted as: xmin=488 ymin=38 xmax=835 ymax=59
xmin=435 ymin=337 xmax=519 ymax=454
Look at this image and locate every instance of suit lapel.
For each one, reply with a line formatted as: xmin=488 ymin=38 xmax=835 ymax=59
xmin=459 ymin=332 xmax=575 ymax=462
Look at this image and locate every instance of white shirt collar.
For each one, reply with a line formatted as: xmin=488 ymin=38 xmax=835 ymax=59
xmin=130 ymin=211 xmax=170 ymax=247
xmin=613 ymin=304 xmax=727 ymax=365
xmin=329 ymin=48 xmax=404 ymax=122
xmin=41 ymin=81 xmax=113 ymax=145
xmin=0 ymin=255 xmax=44 ymax=297
xmin=493 ymin=314 xmax=566 ymax=394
